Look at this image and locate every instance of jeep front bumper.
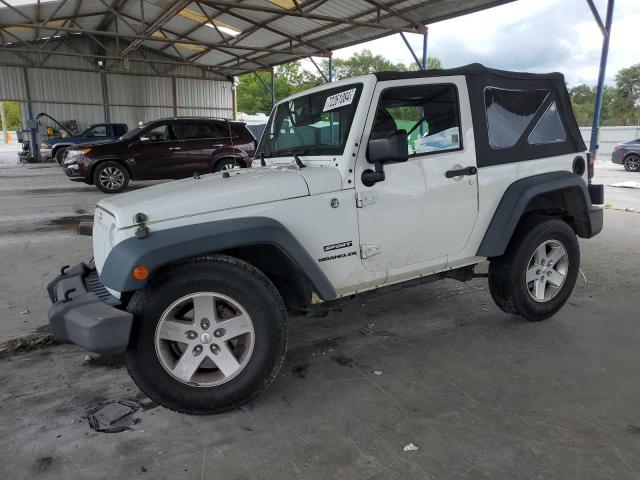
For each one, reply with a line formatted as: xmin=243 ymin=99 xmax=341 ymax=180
xmin=47 ymin=261 xmax=133 ymax=355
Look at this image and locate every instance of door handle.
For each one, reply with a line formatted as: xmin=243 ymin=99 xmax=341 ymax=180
xmin=169 ymin=147 xmax=181 ymax=150
xmin=445 ymin=166 xmax=477 ymax=178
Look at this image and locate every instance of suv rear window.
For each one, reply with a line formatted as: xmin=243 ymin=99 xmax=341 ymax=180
xmin=182 ymin=122 xmax=225 ymax=140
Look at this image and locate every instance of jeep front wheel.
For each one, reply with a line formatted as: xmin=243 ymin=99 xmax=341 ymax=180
xmin=488 ymin=217 xmax=579 ymax=321
xmin=124 ymin=255 xmax=287 ymax=414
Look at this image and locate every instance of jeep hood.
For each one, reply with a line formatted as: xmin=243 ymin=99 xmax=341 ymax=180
xmin=98 ymin=165 xmax=342 ymax=228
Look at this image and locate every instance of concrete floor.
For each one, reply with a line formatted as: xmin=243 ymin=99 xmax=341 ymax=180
xmin=1 ymin=146 xmax=640 ymax=479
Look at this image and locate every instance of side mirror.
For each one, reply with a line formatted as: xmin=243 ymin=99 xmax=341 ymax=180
xmin=139 ymin=136 xmax=150 ymax=143
xmin=367 ymin=130 xmax=408 ymax=164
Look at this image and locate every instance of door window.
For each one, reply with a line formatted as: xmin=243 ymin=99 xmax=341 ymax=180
xmin=88 ymin=125 xmax=107 ymax=137
xmin=372 ymin=84 xmax=462 ymax=157
xmin=144 ymin=123 xmax=178 ymax=142
xmin=113 ymin=124 xmax=127 ymax=137
xmin=182 ymin=122 xmax=225 ymax=140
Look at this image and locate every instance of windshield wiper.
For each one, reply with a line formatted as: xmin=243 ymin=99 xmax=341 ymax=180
xmin=272 ymin=149 xmax=307 ymax=168
xmin=291 ymin=151 xmax=305 ymax=169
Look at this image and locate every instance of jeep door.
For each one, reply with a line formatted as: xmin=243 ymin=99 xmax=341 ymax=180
xmin=132 ymin=121 xmax=181 ymax=179
xmin=354 ymin=77 xmax=479 ymax=274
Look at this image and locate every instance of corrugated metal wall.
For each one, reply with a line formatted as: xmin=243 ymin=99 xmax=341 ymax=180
xmin=0 ymin=38 xmax=233 ymax=132
xmin=580 ymin=126 xmax=640 ymax=156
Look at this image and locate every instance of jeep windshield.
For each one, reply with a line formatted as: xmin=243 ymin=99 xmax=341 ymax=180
xmin=257 ymin=83 xmax=363 ymax=158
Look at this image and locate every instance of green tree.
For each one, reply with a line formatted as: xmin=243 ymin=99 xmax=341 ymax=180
xmin=236 ymin=50 xmax=443 ymax=115
xmin=610 ymin=64 xmax=640 ymax=126
xmin=236 ymin=61 xmax=322 ymax=115
xmin=1 ymin=101 xmax=22 ymax=130
xmin=322 ymin=49 xmax=442 ymax=80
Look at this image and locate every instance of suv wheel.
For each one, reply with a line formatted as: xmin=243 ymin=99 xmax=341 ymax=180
xmin=55 ymin=148 xmax=67 ymax=165
xmin=623 ymin=154 xmax=640 ymax=172
xmin=488 ymin=217 xmax=579 ymax=321
xmin=124 ymin=255 xmax=287 ymax=414
xmin=214 ymin=158 xmax=238 ymax=172
xmin=93 ymin=161 xmax=129 ymax=193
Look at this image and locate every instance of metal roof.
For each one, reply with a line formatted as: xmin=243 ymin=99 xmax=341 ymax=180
xmin=0 ymin=0 xmax=517 ymax=78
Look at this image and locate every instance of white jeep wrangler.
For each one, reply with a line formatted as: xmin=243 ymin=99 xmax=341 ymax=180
xmin=48 ymin=64 xmax=604 ymax=414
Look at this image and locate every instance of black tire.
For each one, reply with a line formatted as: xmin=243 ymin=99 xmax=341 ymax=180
xmin=488 ymin=216 xmax=580 ymax=321
xmin=54 ymin=148 xmax=67 ymax=165
xmin=124 ymin=255 xmax=288 ymax=415
xmin=623 ymin=154 xmax=640 ymax=172
xmin=93 ymin=161 xmax=129 ymax=193
xmin=213 ymin=158 xmax=238 ymax=172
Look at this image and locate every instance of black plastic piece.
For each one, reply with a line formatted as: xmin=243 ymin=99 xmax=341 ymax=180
xmin=588 ymin=183 xmax=604 ymax=205
xmin=63 ymin=288 xmax=76 ymax=303
xmin=60 ymin=265 xmax=70 ymax=275
xmin=361 ymin=168 xmax=385 ymax=187
xmin=47 ymin=261 xmax=133 ymax=354
xmin=367 ymin=130 xmax=408 ymax=164
xmin=446 ymin=166 xmax=477 ymax=178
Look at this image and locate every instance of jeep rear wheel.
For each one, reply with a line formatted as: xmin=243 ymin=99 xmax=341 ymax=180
xmin=488 ymin=217 xmax=579 ymax=321
xmin=124 ymin=255 xmax=287 ymax=414
xmin=623 ymin=154 xmax=640 ymax=172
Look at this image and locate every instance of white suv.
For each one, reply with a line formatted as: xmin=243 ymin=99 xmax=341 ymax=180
xmin=48 ymin=64 xmax=604 ymax=414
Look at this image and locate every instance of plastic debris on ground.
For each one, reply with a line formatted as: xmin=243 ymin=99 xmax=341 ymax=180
xmin=403 ymin=443 xmax=419 ymax=452
xmin=86 ymin=399 xmax=141 ymax=433
xmin=609 ymin=181 xmax=640 ymax=189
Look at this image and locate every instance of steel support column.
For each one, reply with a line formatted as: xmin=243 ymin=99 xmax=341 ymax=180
xmin=328 ymin=54 xmax=333 ymax=82
xmin=400 ymin=32 xmax=423 ymax=71
xmin=271 ymin=66 xmax=276 ymax=109
xmin=101 ymin=71 xmax=111 ymax=124
xmin=22 ymin=67 xmax=37 ymax=160
xmin=588 ymin=0 xmax=615 ymax=170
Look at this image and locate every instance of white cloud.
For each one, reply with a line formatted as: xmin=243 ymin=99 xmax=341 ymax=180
xmin=331 ymin=0 xmax=639 ymax=87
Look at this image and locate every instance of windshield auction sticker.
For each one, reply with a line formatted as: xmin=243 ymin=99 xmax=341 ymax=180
xmin=323 ymin=88 xmax=357 ymax=112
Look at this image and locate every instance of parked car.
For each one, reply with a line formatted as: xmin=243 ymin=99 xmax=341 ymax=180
xmin=612 ymin=138 xmax=640 ymax=172
xmin=62 ymin=117 xmax=256 ymax=193
xmin=48 ymin=64 xmax=603 ymax=414
xmin=41 ymin=123 xmax=128 ymax=164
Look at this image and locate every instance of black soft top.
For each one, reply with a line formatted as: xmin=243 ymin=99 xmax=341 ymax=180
xmin=374 ymin=63 xmax=566 ymax=82
xmin=375 ymin=63 xmax=585 ymax=167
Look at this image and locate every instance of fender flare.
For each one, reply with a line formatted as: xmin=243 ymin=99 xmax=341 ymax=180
xmin=99 ymin=217 xmax=336 ymax=300
xmin=477 ymin=171 xmax=596 ymax=258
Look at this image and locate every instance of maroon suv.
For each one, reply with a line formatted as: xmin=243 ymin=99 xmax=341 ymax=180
xmin=61 ymin=117 xmax=256 ymax=193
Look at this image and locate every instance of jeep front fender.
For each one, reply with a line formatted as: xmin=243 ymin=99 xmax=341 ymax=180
xmin=99 ymin=217 xmax=336 ymax=300
xmin=477 ymin=171 xmax=602 ymax=257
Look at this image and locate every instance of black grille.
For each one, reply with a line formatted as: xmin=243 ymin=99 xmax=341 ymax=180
xmin=85 ymin=270 xmax=120 ymax=306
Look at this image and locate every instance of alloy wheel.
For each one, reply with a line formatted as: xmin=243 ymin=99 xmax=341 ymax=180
xmin=525 ymin=239 xmax=569 ymax=302
xmin=98 ymin=166 xmax=125 ymax=190
xmin=624 ymin=155 xmax=640 ymax=172
xmin=154 ymin=292 xmax=255 ymax=387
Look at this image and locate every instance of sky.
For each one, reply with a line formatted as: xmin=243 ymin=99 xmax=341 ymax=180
xmin=330 ymin=0 xmax=639 ymax=87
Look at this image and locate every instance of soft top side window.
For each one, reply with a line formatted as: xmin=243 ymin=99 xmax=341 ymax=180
xmin=485 ymin=87 xmax=568 ymax=149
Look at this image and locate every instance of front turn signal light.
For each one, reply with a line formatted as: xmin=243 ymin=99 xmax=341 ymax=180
xmin=79 ymin=147 xmax=92 ymax=155
xmin=132 ymin=265 xmax=149 ymax=281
